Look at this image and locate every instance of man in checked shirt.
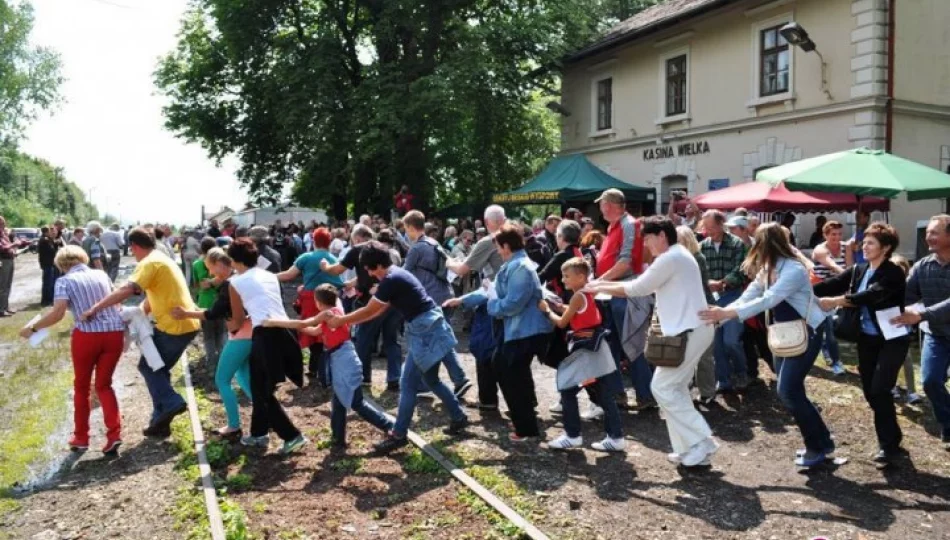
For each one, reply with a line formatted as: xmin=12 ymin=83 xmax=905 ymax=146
xmin=893 ymin=214 xmax=950 ymax=450
xmin=700 ymin=210 xmax=749 ymax=393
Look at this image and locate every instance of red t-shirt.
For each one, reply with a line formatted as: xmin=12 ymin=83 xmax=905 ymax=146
xmin=569 ymin=292 xmax=602 ymax=332
xmin=596 ymin=213 xmax=636 ymax=279
xmin=319 ymin=307 xmax=351 ymax=350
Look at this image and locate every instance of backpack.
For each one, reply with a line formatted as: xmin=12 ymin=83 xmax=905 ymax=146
xmin=421 ymin=237 xmax=450 ymax=282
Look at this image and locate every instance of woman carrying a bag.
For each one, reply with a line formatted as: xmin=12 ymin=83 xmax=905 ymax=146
xmin=814 ymin=222 xmax=908 ymax=467
xmin=586 ymin=216 xmax=717 ymax=467
xmin=700 ymin=222 xmax=833 ymax=468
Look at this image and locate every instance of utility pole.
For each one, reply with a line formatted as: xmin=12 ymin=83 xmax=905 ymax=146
xmin=201 ymin=204 xmax=205 ymax=227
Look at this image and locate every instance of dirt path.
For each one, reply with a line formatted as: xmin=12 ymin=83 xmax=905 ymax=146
xmin=3 ymin=256 xmax=188 ymax=540
xmin=5 ymin=347 xmax=185 ymax=540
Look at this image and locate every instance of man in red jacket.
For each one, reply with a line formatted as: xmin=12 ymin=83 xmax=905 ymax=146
xmin=394 ymin=185 xmax=415 ymax=217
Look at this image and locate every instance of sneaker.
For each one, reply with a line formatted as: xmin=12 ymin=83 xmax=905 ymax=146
xmin=548 ymin=402 xmax=563 ymax=414
xmin=508 ymin=432 xmax=537 ymax=443
xmin=547 ymin=433 xmax=582 ymax=450
xmin=443 ymin=417 xmax=469 ymax=436
xmin=417 ymin=391 xmax=436 ymax=400
xmin=795 ymin=450 xmax=827 ymax=467
xmin=906 ymin=393 xmax=923 ymax=405
xmin=101 ymin=439 xmax=122 ymax=455
xmin=581 ymin=403 xmax=604 ymax=421
xmin=373 ymin=435 xmax=409 ymax=454
xmin=240 ymin=435 xmax=270 ymax=448
xmin=591 ymin=437 xmax=626 ymax=453
xmin=68 ymin=438 xmax=89 ymax=452
xmin=142 ymin=424 xmax=172 ymax=438
xmin=279 ymin=435 xmax=308 ymax=456
xmin=697 ymin=395 xmax=716 ymax=406
xmin=454 ymin=380 xmax=473 ymax=400
xmin=631 ymin=399 xmax=658 ymax=411
xmin=214 ymin=427 xmax=243 ymax=442
xmin=669 ymin=452 xmax=711 ymax=466
xmin=681 ymin=438 xmax=719 ymax=467
xmin=796 ymin=446 xmax=835 ymax=458
xmin=872 ymin=447 xmax=907 ymax=465
xmin=831 ymin=362 xmax=846 ymax=376
xmin=153 ymin=402 xmax=188 ymax=430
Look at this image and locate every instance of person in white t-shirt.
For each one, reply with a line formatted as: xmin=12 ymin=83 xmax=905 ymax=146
xmin=585 ymin=215 xmax=719 ymax=468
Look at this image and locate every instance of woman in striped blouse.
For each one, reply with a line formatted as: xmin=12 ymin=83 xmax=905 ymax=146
xmin=19 ymin=245 xmax=126 ymax=454
xmin=811 ymin=220 xmax=853 ymax=376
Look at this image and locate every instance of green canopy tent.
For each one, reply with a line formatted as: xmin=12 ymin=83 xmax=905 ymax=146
xmin=756 ymin=147 xmax=950 ymax=201
xmin=493 ymin=154 xmax=655 ymax=206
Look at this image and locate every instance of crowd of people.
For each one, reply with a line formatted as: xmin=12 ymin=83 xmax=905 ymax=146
xmin=9 ymin=187 xmax=950 ymax=470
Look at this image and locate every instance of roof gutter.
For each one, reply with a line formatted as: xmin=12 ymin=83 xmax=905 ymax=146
xmin=564 ymin=0 xmax=742 ymax=64
xmin=885 ymin=0 xmax=895 ymax=152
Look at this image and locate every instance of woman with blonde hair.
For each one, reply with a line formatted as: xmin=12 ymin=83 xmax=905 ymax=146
xmin=700 ymin=222 xmax=834 ymax=467
xmin=19 ymin=245 xmax=125 ymax=454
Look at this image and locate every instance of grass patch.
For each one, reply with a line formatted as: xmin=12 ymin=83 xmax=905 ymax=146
xmin=0 ymin=309 xmax=74 ymax=520
xmin=403 ymin=434 xmax=538 ymax=539
xmin=329 ymin=456 xmax=365 ymax=474
xmin=225 ymin=473 xmax=253 ymax=492
xmin=169 ymin=362 xmax=251 ymax=540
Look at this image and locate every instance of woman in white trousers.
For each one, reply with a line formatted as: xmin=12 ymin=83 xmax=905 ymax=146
xmin=586 ymin=215 xmax=719 ymax=467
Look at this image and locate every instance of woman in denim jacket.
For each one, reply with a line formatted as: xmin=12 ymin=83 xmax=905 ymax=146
xmin=701 ymin=222 xmax=834 ymax=467
xmin=450 ymin=223 xmax=553 ymax=441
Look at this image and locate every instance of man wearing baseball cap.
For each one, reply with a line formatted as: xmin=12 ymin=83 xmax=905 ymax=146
xmin=592 ymin=188 xmax=655 ymax=413
xmin=725 ymin=215 xmax=752 ymax=248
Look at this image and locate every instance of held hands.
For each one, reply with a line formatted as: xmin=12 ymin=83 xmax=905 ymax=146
xmin=18 ymin=326 xmax=32 ymax=339
xmin=537 ymin=299 xmax=550 ymax=314
xmin=698 ymin=306 xmax=733 ymax=324
xmin=199 ymin=279 xmax=212 ymax=290
xmin=319 ymin=259 xmax=330 ymax=271
xmin=707 ymin=280 xmax=724 ymax=293
xmin=442 ymin=298 xmax=462 ymax=309
xmin=325 ymin=314 xmax=343 ymax=329
xmin=261 ymin=319 xmax=276 ymax=327
xmin=891 ymin=309 xmax=922 ymax=327
xmin=171 ymin=306 xmax=187 ymax=320
xmin=79 ymin=308 xmax=96 ymax=322
xmin=818 ymin=296 xmax=852 ymax=311
xmin=300 ymin=326 xmax=323 ymax=337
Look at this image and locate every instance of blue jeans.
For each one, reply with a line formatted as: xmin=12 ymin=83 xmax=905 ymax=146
xmin=775 ymin=329 xmax=834 ymax=453
xmin=394 ymin=349 xmax=466 ymax=437
xmin=331 ymin=386 xmax=393 ymax=442
xmin=561 ymin=378 xmax=622 ymax=439
xmin=714 ymin=289 xmax=748 ymax=389
xmin=435 ymin=307 xmax=468 ymax=387
xmin=606 ymin=296 xmax=654 ymax=402
xmin=138 ymin=330 xmax=197 ymax=425
xmin=816 ymin=315 xmax=840 ymax=364
xmin=355 ymin=309 xmax=402 ymax=384
xmin=41 ymin=265 xmax=56 ymax=305
xmin=921 ymin=334 xmax=950 ymax=438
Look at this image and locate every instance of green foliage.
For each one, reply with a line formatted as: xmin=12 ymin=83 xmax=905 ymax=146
xmin=205 ymin=439 xmax=230 ymax=468
xmin=0 ymin=146 xmax=99 ymax=227
xmin=0 ymin=1 xmax=62 ymax=142
xmin=224 ymin=472 xmax=253 ymax=492
xmin=155 ymin=0 xmax=623 ymax=218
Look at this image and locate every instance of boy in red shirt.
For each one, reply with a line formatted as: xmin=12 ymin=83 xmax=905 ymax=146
xmin=265 ymin=284 xmax=393 ymax=447
xmin=539 ymin=257 xmax=625 ymax=452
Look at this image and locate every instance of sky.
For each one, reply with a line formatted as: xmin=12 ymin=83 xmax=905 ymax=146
xmin=21 ymin=0 xmax=247 ymax=225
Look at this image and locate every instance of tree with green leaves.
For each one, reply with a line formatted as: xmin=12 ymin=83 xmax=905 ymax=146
xmin=0 ymin=0 xmax=62 ymax=143
xmin=155 ymin=0 xmax=643 ymax=219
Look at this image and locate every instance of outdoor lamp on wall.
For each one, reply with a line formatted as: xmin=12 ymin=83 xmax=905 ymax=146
xmin=779 ymin=22 xmax=816 ymax=52
xmin=779 ymin=22 xmax=832 ymax=100
xmin=545 ymin=101 xmax=572 ymax=116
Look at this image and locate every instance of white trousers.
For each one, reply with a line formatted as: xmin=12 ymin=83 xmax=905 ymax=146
xmin=651 ymin=323 xmax=716 ymax=454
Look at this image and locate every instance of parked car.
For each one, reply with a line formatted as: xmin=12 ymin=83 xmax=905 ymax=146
xmin=10 ymin=228 xmax=40 ymax=253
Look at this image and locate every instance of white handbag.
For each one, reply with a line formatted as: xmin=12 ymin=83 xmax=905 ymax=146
xmin=763 ymin=265 xmax=812 ymax=358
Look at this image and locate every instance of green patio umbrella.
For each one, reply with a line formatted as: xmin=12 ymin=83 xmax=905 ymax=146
xmin=755 ymin=147 xmax=950 ymax=201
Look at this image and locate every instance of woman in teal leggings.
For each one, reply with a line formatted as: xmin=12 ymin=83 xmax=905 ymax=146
xmin=173 ymin=247 xmax=252 ymax=439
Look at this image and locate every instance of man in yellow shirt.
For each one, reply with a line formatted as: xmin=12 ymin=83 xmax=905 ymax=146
xmin=83 ymin=227 xmax=200 ymax=438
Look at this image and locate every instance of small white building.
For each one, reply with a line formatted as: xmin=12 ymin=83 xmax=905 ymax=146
xmin=229 ymin=206 xmax=328 ymax=228
xmin=204 ymin=206 xmax=235 ymax=224
xmin=558 ymin=0 xmax=950 ymax=257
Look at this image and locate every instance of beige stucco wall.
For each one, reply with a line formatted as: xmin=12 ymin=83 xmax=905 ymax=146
xmin=894 ymin=0 xmax=950 ymax=106
xmin=560 ymin=0 xmax=854 ymax=151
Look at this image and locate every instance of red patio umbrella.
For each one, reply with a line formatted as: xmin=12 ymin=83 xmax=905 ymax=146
xmin=690 ymin=181 xmax=890 ymax=213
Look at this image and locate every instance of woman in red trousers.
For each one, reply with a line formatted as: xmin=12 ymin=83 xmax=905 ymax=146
xmin=19 ymin=245 xmax=126 ymax=454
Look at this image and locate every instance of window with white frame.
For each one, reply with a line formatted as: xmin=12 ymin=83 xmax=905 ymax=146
xmin=749 ymin=13 xmax=795 ymax=105
xmin=665 ymin=55 xmax=687 ymax=116
xmin=759 ymin=24 xmax=790 ymax=97
xmin=595 ymin=77 xmax=613 ymax=131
